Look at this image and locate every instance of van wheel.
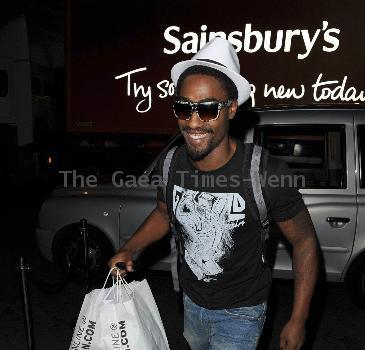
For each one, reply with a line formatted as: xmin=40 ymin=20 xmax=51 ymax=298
xmin=53 ymin=224 xmax=114 ymax=283
xmin=344 ymin=255 xmax=365 ymax=309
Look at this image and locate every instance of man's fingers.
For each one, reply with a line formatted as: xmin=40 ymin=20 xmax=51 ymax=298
xmin=111 ymin=260 xmax=134 ymax=276
xmin=280 ymin=336 xmax=287 ymax=350
xmin=117 ymin=261 xmax=134 ymax=271
xmin=108 ymin=250 xmax=134 ymax=278
xmin=111 ymin=266 xmax=127 ymax=277
xmin=115 ymin=262 xmax=127 ymax=270
xmin=282 ymin=340 xmax=297 ymax=350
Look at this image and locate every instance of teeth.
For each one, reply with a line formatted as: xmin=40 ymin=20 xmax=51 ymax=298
xmin=189 ymin=133 xmax=207 ymax=140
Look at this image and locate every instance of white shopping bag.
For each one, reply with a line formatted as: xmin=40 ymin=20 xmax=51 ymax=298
xmin=69 ymin=269 xmax=170 ymax=350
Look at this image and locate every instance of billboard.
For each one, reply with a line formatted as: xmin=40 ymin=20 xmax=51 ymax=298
xmin=67 ymin=0 xmax=365 ymax=134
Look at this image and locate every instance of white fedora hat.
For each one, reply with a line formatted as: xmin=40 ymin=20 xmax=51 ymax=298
xmin=171 ymin=37 xmax=250 ymax=105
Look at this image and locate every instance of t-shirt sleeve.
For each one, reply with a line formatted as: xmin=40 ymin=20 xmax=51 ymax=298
xmin=265 ymin=156 xmax=306 ymax=222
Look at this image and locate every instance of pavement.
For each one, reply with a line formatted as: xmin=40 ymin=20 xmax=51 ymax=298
xmin=1 ymin=179 xmax=365 ymax=350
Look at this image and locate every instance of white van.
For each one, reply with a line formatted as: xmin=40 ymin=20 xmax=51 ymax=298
xmin=36 ymin=108 xmax=365 ymax=308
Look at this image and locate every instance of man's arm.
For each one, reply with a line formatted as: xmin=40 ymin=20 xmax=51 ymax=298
xmin=108 ymin=200 xmax=171 ymax=273
xmin=276 ymin=207 xmax=319 ymax=350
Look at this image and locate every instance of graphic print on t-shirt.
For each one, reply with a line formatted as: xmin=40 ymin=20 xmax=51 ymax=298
xmin=173 ymin=185 xmax=246 ymax=282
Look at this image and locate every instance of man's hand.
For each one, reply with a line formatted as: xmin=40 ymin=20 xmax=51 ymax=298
xmin=280 ymin=319 xmax=305 ymax=350
xmin=108 ymin=249 xmax=134 ymax=277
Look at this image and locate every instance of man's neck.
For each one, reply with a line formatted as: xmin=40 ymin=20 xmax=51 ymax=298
xmin=191 ymin=137 xmax=237 ymax=172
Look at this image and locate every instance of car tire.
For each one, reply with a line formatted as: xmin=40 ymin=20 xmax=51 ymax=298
xmin=344 ymin=254 xmax=365 ymax=309
xmin=52 ymin=223 xmax=114 ymax=283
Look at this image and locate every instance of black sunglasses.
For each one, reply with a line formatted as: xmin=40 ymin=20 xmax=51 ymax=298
xmin=173 ymin=99 xmax=232 ymax=122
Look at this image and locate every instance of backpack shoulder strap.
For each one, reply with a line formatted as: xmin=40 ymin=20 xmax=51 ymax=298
xmin=161 ymin=145 xmax=181 ymax=292
xmin=162 ymin=144 xmax=183 ymax=226
xmin=241 ymin=142 xmax=269 ymax=262
xmin=250 ymin=144 xmax=269 ymax=241
xmin=162 ymin=146 xmax=178 ymax=203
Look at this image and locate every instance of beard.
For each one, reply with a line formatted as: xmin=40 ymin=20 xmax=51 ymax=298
xmin=187 ymin=148 xmax=209 ymax=161
xmin=185 ymin=138 xmax=214 ymax=161
xmin=181 ymin=126 xmax=222 ymax=161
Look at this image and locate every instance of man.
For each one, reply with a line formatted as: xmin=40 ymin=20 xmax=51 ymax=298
xmin=109 ymin=38 xmax=318 ymax=350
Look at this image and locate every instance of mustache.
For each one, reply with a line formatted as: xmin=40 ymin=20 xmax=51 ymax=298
xmin=181 ymin=126 xmax=213 ymax=134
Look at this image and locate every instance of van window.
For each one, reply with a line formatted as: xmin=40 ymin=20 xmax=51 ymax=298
xmin=255 ymin=125 xmax=346 ymax=189
xmin=0 ymin=70 xmax=8 ymax=97
xmin=359 ymin=125 xmax=365 ymax=188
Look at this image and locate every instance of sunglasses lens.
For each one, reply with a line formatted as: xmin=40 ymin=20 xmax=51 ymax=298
xmin=173 ymin=100 xmax=222 ymax=121
xmin=197 ymin=102 xmax=220 ymax=122
xmin=173 ymin=102 xmax=191 ymax=120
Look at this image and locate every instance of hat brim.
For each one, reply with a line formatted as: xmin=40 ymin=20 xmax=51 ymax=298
xmin=171 ymin=60 xmax=251 ymax=106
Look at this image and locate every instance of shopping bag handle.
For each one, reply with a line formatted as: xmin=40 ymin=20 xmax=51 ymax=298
xmin=99 ymin=267 xmax=133 ymax=303
xmin=102 ymin=267 xmax=119 ymax=289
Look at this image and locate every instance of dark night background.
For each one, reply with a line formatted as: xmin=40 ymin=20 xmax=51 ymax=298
xmin=1 ymin=1 xmax=365 ymax=349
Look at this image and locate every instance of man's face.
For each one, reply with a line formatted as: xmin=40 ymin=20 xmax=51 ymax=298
xmin=177 ymin=74 xmax=237 ymax=161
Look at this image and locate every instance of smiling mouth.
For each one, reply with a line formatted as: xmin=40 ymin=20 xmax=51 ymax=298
xmin=186 ymin=133 xmax=208 ymax=140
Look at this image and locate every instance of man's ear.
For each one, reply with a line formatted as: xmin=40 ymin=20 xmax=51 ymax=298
xmin=228 ymin=100 xmax=238 ymax=120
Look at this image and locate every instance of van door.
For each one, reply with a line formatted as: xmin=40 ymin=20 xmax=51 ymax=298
xmin=351 ymin=115 xmax=365 ymax=264
xmin=255 ymin=118 xmax=357 ymax=282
